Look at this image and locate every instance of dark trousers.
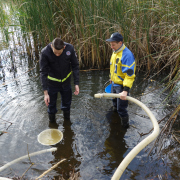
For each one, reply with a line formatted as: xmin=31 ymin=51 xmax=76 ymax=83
xmin=111 ymin=85 xmax=129 ymax=117
xmin=47 ymin=84 xmax=72 ymax=114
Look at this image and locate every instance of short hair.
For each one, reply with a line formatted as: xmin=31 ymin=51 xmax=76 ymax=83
xmin=52 ymin=38 xmax=65 ymax=50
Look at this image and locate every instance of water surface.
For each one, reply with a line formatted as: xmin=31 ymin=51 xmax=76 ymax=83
xmin=0 ymin=41 xmax=180 ymax=180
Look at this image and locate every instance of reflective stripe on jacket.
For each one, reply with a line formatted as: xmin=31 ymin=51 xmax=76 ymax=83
xmin=48 ymin=71 xmax=72 ymax=82
xmin=110 ymin=44 xmax=135 ymax=89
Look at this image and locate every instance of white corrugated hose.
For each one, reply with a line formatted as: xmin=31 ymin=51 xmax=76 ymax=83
xmin=0 ymin=148 xmax=57 ymax=179
xmin=94 ymin=93 xmax=159 ymax=180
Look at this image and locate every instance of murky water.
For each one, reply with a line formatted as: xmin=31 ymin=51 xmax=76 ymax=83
xmin=0 ymin=56 xmax=180 ymax=180
xmin=0 ymin=39 xmax=180 ymax=180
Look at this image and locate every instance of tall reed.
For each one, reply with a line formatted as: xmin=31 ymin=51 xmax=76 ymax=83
xmin=2 ymin=0 xmax=177 ymax=73
xmin=1 ymin=0 xmax=179 ymax=73
xmin=0 ymin=4 xmax=10 ymax=44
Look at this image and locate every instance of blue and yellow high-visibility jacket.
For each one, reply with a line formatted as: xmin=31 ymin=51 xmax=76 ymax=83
xmin=110 ymin=44 xmax=135 ymax=91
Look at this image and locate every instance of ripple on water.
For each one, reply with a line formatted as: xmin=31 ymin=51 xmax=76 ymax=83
xmin=0 ymin=70 xmax=179 ymax=179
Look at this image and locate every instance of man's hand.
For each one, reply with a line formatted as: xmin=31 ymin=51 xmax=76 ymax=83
xmin=119 ymin=91 xmax=128 ymax=100
xmin=44 ymin=90 xmax=50 ymax=106
xmin=74 ymin=85 xmax=79 ymax=95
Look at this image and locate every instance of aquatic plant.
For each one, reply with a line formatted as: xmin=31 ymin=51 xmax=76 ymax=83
xmin=0 ymin=4 xmax=10 ymax=45
xmin=1 ymin=0 xmax=179 ymax=73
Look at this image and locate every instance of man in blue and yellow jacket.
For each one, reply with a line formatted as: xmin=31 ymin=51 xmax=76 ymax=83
xmin=40 ymin=38 xmax=79 ymax=123
xmin=106 ymin=32 xmax=135 ymax=128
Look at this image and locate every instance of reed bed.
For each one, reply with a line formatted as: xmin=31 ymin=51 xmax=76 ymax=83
xmin=0 ymin=4 xmax=9 ymax=43
xmin=0 ymin=0 xmax=179 ymax=72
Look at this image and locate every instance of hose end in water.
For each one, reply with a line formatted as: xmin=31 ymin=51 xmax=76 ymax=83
xmin=50 ymin=147 xmax=57 ymax=152
xmin=94 ymin=93 xmax=103 ymax=98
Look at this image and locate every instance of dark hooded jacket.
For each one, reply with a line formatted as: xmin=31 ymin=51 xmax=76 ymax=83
xmin=39 ymin=42 xmax=79 ymax=90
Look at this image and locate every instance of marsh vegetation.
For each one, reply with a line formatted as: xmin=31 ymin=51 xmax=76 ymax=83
xmin=0 ymin=0 xmax=180 ymax=179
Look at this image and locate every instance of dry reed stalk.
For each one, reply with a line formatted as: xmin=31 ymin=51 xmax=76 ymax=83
xmin=36 ymin=159 xmax=66 ymax=180
xmin=148 ymin=104 xmax=180 ymax=155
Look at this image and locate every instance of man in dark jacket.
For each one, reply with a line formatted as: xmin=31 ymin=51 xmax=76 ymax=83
xmin=39 ymin=38 xmax=79 ymax=123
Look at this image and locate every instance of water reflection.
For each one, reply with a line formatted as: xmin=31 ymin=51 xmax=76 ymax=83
xmin=48 ymin=121 xmax=59 ymax=130
xmin=0 ymin=57 xmax=180 ymax=179
xmin=100 ymin=109 xmax=128 ymax=176
xmin=49 ymin=119 xmax=81 ymax=179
